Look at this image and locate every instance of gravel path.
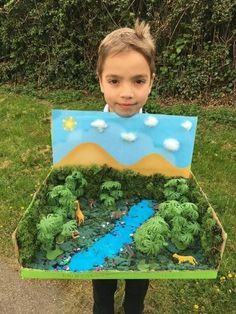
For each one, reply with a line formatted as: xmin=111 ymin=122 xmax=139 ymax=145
xmin=0 ymin=256 xmax=93 ymax=314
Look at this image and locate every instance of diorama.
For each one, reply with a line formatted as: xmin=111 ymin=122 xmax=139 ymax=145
xmin=13 ymin=110 xmax=227 ymax=279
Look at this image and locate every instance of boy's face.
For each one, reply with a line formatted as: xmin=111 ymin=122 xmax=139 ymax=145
xmin=99 ymin=50 xmax=154 ymax=117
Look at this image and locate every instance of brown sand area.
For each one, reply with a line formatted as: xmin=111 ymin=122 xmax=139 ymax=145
xmin=54 ymin=142 xmax=190 ymax=178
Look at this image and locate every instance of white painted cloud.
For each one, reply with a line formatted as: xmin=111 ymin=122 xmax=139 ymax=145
xmin=163 ymin=138 xmax=180 ymax=152
xmin=181 ymin=120 xmax=192 ymax=131
xmin=144 ymin=116 xmax=159 ymax=127
xmin=91 ymin=119 xmax=108 ymax=132
xmin=121 ymin=132 xmax=137 ymax=142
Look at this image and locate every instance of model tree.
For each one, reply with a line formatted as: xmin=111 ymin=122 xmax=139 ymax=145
xmin=159 ymin=200 xmax=200 ymax=250
xmin=163 ymin=178 xmax=189 ymax=202
xmin=99 ymin=180 xmax=123 ymax=209
xmin=158 ymin=200 xmax=182 ymax=221
xmin=49 ymin=185 xmax=76 ymax=219
xmin=56 ymin=220 xmax=78 ymax=244
xmin=134 ymin=215 xmax=170 ymax=256
xmin=65 ymin=170 xmax=88 ymax=198
xmin=158 ymin=200 xmax=201 ymax=251
xmin=37 ymin=171 xmax=88 ymax=260
xmin=171 ymin=215 xmax=200 ymax=251
xmin=37 ymin=214 xmax=64 ymax=260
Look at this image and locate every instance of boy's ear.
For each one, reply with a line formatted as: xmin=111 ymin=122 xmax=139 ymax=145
xmin=151 ymin=73 xmax=155 ymax=83
xmin=99 ymin=76 xmax=104 ymax=93
xmin=149 ymin=73 xmax=155 ymax=93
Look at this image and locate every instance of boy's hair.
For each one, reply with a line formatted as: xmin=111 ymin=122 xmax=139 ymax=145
xmin=97 ymin=19 xmax=156 ymax=77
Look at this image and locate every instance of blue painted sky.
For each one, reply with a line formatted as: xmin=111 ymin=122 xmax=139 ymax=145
xmin=51 ymin=110 xmax=197 ymax=168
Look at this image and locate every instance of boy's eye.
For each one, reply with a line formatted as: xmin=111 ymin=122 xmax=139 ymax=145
xmin=135 ymin=79 xmax=146 ymax=85
xmin=108 ymin=79 xmax=119 ymax=85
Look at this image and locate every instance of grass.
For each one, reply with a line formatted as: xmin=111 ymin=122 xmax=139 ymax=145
xmin=0 ymin=87 xmax=235 ymax=313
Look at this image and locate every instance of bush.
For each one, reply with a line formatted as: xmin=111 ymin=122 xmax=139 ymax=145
xmin=0 ymin=0 xmax=235 ymax=97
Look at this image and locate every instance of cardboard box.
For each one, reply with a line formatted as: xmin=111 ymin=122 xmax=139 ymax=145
xmin=13 ymin=111 xmax=227 ymax=279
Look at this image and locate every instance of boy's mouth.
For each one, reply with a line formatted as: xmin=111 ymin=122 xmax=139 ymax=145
xmin=118 ymin=103 xmax=135 ymax=107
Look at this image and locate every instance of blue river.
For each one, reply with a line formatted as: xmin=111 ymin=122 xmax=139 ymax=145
xmin=68 ymin=200 xmax=155 ymax=272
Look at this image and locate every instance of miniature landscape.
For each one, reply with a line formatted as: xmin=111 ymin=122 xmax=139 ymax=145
xmin=16 ymin=165 xmax=224 ymax=276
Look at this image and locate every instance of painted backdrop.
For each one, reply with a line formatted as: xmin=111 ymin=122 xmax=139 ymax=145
xmin=52 ymin=110 xmax=197 ymax=178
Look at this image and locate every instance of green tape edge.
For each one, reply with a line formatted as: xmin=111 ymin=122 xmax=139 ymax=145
xmin=21 ymin=268 xmax=217 ymax=280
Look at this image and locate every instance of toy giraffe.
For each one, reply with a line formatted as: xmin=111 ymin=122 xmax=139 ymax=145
xmin=75 ymin=200 xmax=84 ymax=225
xmin=172 ymin=253 xmax=198 ymax=265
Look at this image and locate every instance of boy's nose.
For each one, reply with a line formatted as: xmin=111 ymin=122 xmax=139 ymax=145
xmin=120 ymin=84 xmax=134 ymax=99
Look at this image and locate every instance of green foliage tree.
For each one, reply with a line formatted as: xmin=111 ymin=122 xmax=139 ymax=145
xmin=56 ymin=220 xmax=78 ymax=244
xmin=37 ymin=214 xmax=64 ymax=253
xmin=163 ymin=178 xmax=189 ymax=202
xmin=180 ymin=202 xmax=199 ymax=221
xmin=171 ymin=216 xmax=196 ymax=251
xmin=158 ymin=200 xmax=182 ymax=222
xmin=100 ymin=180 xmax=123 ymax=209
xmin=36 ymin=171 xmax=88 ymax=258
xmin=134 ymin=215 xmax=170 ymax=256
xmin=49 ymin=185 xmax=76 ymax=219
xmin=65 ymin=170 xmax=87 ymax=198
xmin=158 ymin=199 xmax=201 ymax=251
xmin=187 ymin=222 xmax=201 ymax=236
xmin=37 ymin=213 xmax=78 ymax=259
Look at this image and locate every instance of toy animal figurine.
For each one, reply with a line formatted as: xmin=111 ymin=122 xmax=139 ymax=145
xmin=124 ymin=244 xmax=136 ymax=258
xmin=88 ymin=199 xmax=96 ymax=209
xmin=75 ymin=200 xmax=84 ymax=225
xmin=57 ymin=255 xmax=71 ymax=266
xmin=172 ymin=253 xmax=198 ymax=265
xmin=71 ymin=230 xmax=80 ymax=239
xmin=111 ymin=209 xmax=127 ymax=221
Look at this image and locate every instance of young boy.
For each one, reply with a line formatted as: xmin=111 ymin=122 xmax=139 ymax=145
xmin=93 ymin=20 xmax=156 ymax=314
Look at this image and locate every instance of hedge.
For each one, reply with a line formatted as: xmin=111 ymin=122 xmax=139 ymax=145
xmin=0 ymin=0 xmax=235 ymax=97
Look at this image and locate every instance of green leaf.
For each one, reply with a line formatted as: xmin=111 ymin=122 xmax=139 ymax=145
xmin=176 ymin=47 xmax=182 ymax=54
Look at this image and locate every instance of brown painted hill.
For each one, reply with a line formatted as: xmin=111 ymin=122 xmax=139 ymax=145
xmin=54 ymin=142 xmax=190 ymax=177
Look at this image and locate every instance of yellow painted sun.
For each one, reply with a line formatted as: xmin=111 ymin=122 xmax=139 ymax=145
xmin=63 ymin=116 xmax=77 ymax=131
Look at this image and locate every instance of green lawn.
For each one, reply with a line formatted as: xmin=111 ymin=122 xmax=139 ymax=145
xmin=0 ymin=88 xmax=235 ymax=313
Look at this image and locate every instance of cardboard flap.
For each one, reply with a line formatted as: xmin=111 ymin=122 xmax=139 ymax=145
xmin=51 ymin=110 xmax=197 ymax=178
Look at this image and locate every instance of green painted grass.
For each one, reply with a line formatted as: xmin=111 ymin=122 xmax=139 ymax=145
xmin=0 ymin=88 xmax=235 ymax=313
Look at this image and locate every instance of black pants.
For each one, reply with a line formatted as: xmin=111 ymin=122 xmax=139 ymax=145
xmin=92 ymin=279 xmax=149 ymax=314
